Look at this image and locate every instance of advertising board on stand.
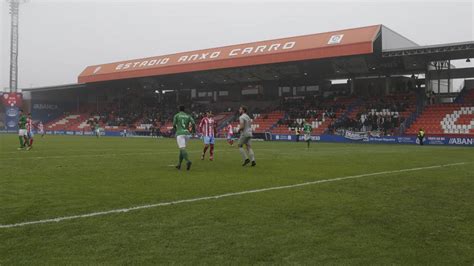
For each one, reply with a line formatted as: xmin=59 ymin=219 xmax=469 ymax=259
xmin=270 ymin=133 xmax=473 ymax=146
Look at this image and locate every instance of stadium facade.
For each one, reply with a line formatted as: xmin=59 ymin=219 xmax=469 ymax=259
xmin=2 ymin=25 xmax=474 ymax=145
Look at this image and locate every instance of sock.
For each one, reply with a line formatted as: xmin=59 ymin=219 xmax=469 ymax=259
xmin=178 ymin=150 xmax=184 ymax=166
xmin=30 ymin=138 xmax=33 ymax=146
xmin=203 ymin=145 xmax=208 ymax=156
xmin=24 ymin=136 xmax=29 ymax=147
xmin=307 ymin=140 xmax=310 ymax=148
xmin=182 ymin=149 xmax=190 ymax=163
xmin=248 ymin=148 xmax=255 ymax=162
xmin=210 ymin=144 xmax=214 ymax=157
xmin=19 ymin=136 xmax=24 ymax=147
xmin=239 ymin=147 xmax=248 ymax=161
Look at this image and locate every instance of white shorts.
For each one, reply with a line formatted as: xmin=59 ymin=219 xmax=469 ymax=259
xmin=18 ymin=129 xmax=27 ymax=136
xmin=304 ymin=134 xmax=311 ymax=141
xmin=176 ymin=135 xmax=190 ymax=149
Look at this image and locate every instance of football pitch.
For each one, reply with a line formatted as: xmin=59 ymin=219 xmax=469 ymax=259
xmin=0 ymin=134 xmax=473 ymax=264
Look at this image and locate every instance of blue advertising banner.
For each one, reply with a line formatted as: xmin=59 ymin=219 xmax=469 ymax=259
xmin=3 ymin=129 xmax=472 ymax=146
xmin=5 ymin=106 xmax=19 ymax=131
xmin=45 ymin=130 xmax=122 ymax=137
xmin=270 ymin=134 xmax=474 ymax=146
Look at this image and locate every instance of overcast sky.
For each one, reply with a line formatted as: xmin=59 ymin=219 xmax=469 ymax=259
xmin=0 ymin=0 xmax=473 ymax=90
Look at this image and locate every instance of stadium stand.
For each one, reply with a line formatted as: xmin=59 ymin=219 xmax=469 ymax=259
xmin=271 ymin=95 xmax=355 ymax=135
xmin=332 ymin=92 xmax=417 ymax=135
xmin=42 ymin=91 xmax=423 ymax=137
xmin=46 ymin=114 xmax=87 ymax=131
xmin=406 ymin=89 xmax=474 ymax=136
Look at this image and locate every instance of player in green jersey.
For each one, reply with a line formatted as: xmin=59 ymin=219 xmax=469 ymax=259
xmin=303 ymin=121 xmax=313 ymax=148
xmin=17 ymin=109 xmax=28 ymax=150
xmin=173 ymin=105 xmax=196 ymax=170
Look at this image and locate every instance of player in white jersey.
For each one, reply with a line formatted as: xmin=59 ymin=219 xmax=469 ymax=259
xmin=37 ymin=121 xmax=45 ymax=137
xmin=238 ymin=106 xmax=256 ymax=167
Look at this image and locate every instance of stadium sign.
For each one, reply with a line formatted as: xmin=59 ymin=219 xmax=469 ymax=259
xmin=228 ymin=41 xmax=296 ymax=57
xmin=4 ymin=106 xmax=20 ymax=130
xmin=32 ymin=103 xmax=59 ymax=110
xmin=6 ymin=107 xmax=18 ymax=117
xmin=1 ymin=92 xmax=22 ymax=107
xmin=115 ymin=41 xmax=297 ymax=71
xmin=448 ymin=138 xmax=474 ymax=145
xmin=7 ymin=120 xmax=16 ymax=128
xmin=397 ymin=137 xmax=415 ymax=144
xmin=426 ymin=136 xmax=446 ymax=145
xmin=344 ymin=130 xmax=369 ymax=141
xmin=328 ymin=34 xmax=344 ymax=44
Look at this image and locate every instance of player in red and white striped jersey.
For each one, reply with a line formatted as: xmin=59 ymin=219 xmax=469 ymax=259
xmin=199 ymin=111 xmax=217 ymax=161
xmin=226 ymin=123 xmax=234 ymax=146
xmin=25 ymin=113 xmax=34 ymax=150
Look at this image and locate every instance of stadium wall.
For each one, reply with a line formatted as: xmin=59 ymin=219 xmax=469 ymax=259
xmin=2 ymin=129 xmax=471 ymax=146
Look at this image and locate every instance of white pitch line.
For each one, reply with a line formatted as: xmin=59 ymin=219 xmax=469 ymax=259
xmin=0 ymin=162 xmax=467 ymax=229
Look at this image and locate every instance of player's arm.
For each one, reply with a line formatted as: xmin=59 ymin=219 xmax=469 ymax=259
xmin=189 ymin=117 xmax=196 ymax=134
xmin=238 ymin=118 xmax=244 ymax=133
xmin=172 ymin=114 xmax=177 ymax=131
xmin=198 ymin=118 xmax=204 ymax=134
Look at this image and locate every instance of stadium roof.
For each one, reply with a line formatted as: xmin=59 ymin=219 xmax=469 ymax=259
xmin=78 ymin=25 xmax=382 ymax=83
xmin=22 ymin=83 xmax=86 ymax=92
xmin=382 ymin=41 xmax=474 ymax=61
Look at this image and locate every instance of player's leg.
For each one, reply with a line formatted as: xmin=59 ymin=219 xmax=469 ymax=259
xmin=176 ymin=135 xmax=184 ymax=169
xmin=183 ymin=136 xmax=192 ymax=170
xmin=238 ymin=136 xmax=249 ymax=165
xmin=209 ymin=137 xmax=215 ymax=161
xmin=23 ymin=131 xmax=30 ymax=148
xmin=246 ymin=139 xmax=256 ymax=166
xmin=27 ymin=132 xmax=34 ymax=150
xmin=239 ymin=136 xmax=252 ymax=166
xmin=18 ymin=130 xmax=25 ymax=149
xmin=177 ymin=135 xmax=192 ymax=170
xmin=202 ymin=137 xmax=209 ymax=160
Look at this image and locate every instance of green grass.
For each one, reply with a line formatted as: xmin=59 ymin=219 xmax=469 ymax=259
xmin=0 ymin=134 xmax=473 ymax=264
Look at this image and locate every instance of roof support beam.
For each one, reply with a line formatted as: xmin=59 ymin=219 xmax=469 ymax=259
xmin=428 ymin=67 xmax=474 ymax=80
